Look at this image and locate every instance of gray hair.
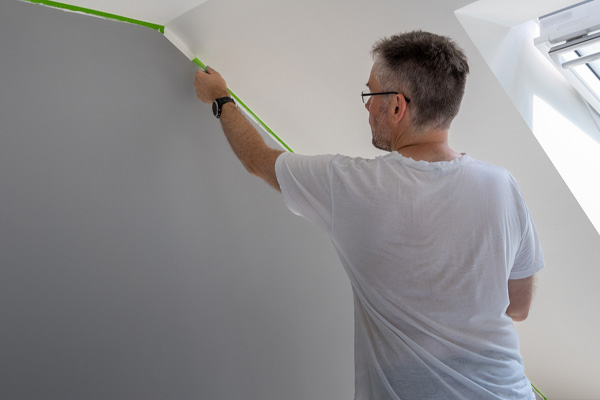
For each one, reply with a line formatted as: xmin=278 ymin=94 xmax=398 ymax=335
xmin=371 ymin=30 xmax=469 ymax=132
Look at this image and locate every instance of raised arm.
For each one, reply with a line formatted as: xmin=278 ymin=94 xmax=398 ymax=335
xmin=194 ymin=67 xmax=284 ymax=192
xmin=506 ymin=275 xmax=536 ymax=322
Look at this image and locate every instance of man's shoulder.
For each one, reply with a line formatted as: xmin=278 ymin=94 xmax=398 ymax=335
xmin=278 ymin=152 xmax=377 ymax=170
xmin=464 ymin=156 xmax=514 ymax=178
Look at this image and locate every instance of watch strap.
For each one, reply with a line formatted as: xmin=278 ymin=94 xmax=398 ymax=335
xmin=213 ymin=96 xmax=235 ymax=118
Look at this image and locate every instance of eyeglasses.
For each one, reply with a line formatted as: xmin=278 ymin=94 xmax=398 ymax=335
xmin=361 ymin=91 xmax=411 ymax=104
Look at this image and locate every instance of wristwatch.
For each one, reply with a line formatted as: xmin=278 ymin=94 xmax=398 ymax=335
xmin=212 ymin=96 xmax=235 ymax=118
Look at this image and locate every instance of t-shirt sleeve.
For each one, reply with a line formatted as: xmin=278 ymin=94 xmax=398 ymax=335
xmin=275 ymin=152 xmax=335 ymax=233
xmin=509 ymin=193 xmax=545 ymax=280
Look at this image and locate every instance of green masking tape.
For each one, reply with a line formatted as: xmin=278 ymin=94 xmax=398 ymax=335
xmin=21 ymin=0 xmax=165 ymax=33
xmin=23 ymin=0 xmax=292 ymax=153
xmin=531 ymin=383 xmax=547 ymax=400
xmin=193 ymin=58 xmax=293 ymax=153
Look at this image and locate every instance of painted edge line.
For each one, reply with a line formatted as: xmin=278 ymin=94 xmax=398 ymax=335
xmin=531 ymin=383 xmax=547 ymax=400
xmin=192 ymin=58 xmax=294 ymax=153
xmin=20 ymin=0 xmax=165 ymax=33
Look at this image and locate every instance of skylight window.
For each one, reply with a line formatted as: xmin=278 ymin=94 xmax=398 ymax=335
xmin=565 ymin=40 xmax=600 ymax=95
xmin=535 ymin=0 xmax=600 ymax=115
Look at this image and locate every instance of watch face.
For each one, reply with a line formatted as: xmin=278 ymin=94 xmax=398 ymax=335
xmin=212 ymin=100 xmax=218 ymax=116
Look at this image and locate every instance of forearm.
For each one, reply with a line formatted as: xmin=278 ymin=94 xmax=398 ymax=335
xmin=219 ymin=102 xmax=283 ymax=190
xmin=220 ymin=103 xmax=267 ymax=171
xmin=194 ymin=67 xmax=283 ymax=191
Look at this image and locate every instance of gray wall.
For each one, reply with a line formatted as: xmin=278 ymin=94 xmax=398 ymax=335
xmin=0 ymin=1 xmax=354 ymax=399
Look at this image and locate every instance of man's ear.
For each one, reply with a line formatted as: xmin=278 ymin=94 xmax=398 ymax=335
xmin=391 ymin=94 xmax=408 ymax=124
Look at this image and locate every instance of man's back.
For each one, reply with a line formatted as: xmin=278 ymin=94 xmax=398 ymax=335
xmin=276 ymin=151 xmax=544 ymax=399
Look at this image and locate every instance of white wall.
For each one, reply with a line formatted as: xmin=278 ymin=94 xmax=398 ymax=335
xmin=0 ymin=2 xmax=353 ymax=399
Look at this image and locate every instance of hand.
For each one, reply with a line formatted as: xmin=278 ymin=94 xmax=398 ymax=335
xmin=194 ymin=66 xmax=230 ymax=104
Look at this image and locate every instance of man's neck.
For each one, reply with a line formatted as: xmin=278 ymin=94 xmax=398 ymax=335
xmin=392 ymin=129 xmax=461 ymax=162
xmin=396 ymin=143 xmax=462 ymax=162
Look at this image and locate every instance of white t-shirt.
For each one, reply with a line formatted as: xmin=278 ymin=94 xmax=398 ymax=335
xmin=275 ymin=151 xmax=544 ymax=400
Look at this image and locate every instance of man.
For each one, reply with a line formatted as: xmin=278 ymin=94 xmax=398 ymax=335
xmin=194 ymin=30 xmax=544 ymax=400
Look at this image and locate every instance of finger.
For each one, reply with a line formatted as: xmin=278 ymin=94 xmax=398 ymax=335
xmin=206 ymin=66 xmax=220 ymax=77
